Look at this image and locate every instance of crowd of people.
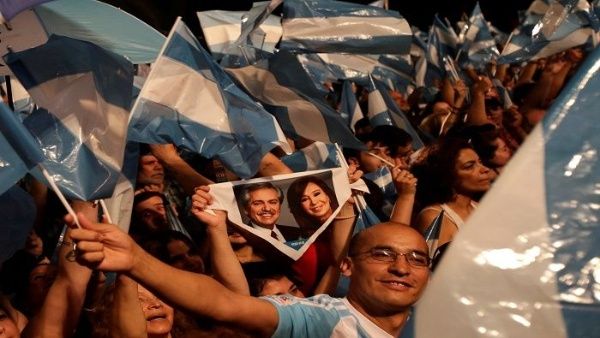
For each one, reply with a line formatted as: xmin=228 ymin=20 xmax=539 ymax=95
xmin=0 ymin=2 xmax=591 ymax=337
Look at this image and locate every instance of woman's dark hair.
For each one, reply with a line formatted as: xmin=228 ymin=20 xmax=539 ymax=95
xmin=286 ymin=176 xmax=339 ymax=232
xmin=470 ymin=129 xmax=502 ymax=169
xmin=412 ymin=138 xmax=474 ymax=207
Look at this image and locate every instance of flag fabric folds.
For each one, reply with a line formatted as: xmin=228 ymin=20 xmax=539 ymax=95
xmin=0 ymin=103 xmax=45 ymax=195
xmin=422 ymin=209 xmax=444 ymax=260
xmin=365 ymin=77 xmax=425 ymax=149
xmin=280 ymin=0 xmax=411 ymax=54
xmin=415 ymin=44 xmax=600 ymax=338
xmin=499 ymin=0 xmax=598 ymax=64
xmin=129 ymin=18 xmax=291 ymax=179
xmin=338 ymin=81 xmax=364 ymax=132
xmin=281 ymin=141 xmax=340 ymax=172
xmin=226 ymin=51 xmax=364 ymax=150
xmin=6 ymin=35 xmax=134 ymax=200
xmin=457 ymin=2 xmax=499 ymax=69
xmin=197 ymin=7 xmax=282 ymax=59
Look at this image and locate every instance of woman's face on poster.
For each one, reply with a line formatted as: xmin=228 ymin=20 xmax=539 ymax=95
xmin=300 ymin=182 xmax=332 ymax=222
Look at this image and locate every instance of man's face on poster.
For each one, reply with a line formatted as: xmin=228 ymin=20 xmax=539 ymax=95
xmin=246 ymin=187 xmax=281 ymax=229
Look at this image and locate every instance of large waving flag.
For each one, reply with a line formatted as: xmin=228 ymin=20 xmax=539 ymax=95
xmin=415 ymin=44 xmax=600 ymax=337
xmin=499 ymin=0 xmax=598 ymax=64
xmin=227 ymin=51 xmax=364 ymax=150
xmin=457 ymin=2 xmax=499 ymax=69
xmin=280 ymin=0 xmax=411 ymax=54
xmin=5 ymin=35 xmax=133 ymax=200
xmin=129 ymin=18 xmax=291 ymax=179
xmin=0 ymin=103 xmax=45 ymax=195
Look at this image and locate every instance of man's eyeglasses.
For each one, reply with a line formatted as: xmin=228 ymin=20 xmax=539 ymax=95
xmin=352 ymin=248 xmax=430 ymax=268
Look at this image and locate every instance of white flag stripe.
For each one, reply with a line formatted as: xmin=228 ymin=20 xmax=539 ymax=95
xmin=283 ymin=16 xmax=408 ymax=40
xmin=416 ymin=126 xmax=566 ymax=337
xmin=27 ymin=73 xmax=128 ymax=170
xmin=140 ymin=56 xmax=232 ymax=133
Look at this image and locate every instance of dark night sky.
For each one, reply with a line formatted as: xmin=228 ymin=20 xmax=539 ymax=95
xmin=102 ymin=0 xmax=531 ymax=38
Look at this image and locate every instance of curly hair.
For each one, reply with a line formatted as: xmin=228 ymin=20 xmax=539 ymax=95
xmin=286 ymin=176 xmax=339 ymax=232
xmin=412 ymin=138 xmax=474 ymax=207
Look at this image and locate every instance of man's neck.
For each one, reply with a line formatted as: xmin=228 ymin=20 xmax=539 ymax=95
xmin=346 ymin=295 xmax=410 ymax=337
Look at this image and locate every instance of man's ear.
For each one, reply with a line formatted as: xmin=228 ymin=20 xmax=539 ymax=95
xmin=340 ymin=257 xmax=353 ymax=277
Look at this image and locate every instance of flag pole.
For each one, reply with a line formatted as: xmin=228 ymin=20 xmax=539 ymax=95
xmin=39 ymin=165 xmax=80 ymax=228
xmin=99 ymin=199 xmax=113 ymax=224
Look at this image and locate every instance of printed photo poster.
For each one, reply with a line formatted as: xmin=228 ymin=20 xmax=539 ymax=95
xmin=207 ymin=168 xmax=352 ymax=260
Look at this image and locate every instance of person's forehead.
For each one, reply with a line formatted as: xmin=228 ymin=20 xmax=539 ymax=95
xmin=140 ymin=154 xmax=158 ymax=163
xmin=136 ymin=196 xmax=164 ymax=209
xmin=361 ymin=226 xmax=428 ymax=252
xmin=249 ymin=187 xmax=279 ymax=200
xmin=457 ymin=148 xmax=478 ymax=163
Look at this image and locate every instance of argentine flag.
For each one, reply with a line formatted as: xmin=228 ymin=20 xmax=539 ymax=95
xmin=415 ymin=43 xmax=600 ymax=337
xmin=280 ymin=0 xmax=411 ymax=54
xmin=6 ymin=35 xmax=134 ymax=200
xmin=129 ymin=18 xmax=291 ymax=179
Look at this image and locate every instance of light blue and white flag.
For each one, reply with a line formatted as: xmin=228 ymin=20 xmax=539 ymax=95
xmin=0 ymin=0 xmax=50 ymax=23
xmin=0 ymin=0 xmax=165 ymax=77
xmin=297 ymin=53 xmax=414 ymax=92
xmin=0 ymin=103 xmax=44 ymax=195
xmin=415 ymin=44 xmax=600 ymax=338
xmin=422 ymin=209 xmax=444 ymax=260
xmin=281 ymin=141 xmax=340 ymax=172
xmin=198 ymin=4 xmax=282 ymax=59
xmin=366 ymin=77 xmax=425 ymax=149
xmin=129 ymin=18 xmax=291 ymax=179
xmin=5 ymin=35 xmax=133 ymax=200
xmin=364 ymin=166 xmax=396 ymax=200
xmin=499 ymin=0 xmax=597 ymax=64
xmin=457 ymin=2 xmax=499 ymax=69
xmin=280 ymin=0 xmax=411 ymax=54
xmin=227 ymin=51 xmax=365 ymax=150
xmin=339 ymin=81 xmax=364 ymax=132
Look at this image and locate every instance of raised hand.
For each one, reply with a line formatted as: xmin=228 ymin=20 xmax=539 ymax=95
xmin=391 ymin=167 xmax=417 ymax=196
xmin=190 ymin=185 xmax=227 ymax=229
xmin=67 ymin=213 xmax=139 ymax=272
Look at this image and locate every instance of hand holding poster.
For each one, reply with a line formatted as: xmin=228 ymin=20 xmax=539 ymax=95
xmin=206 ymin=168 xmax=351 ymax=260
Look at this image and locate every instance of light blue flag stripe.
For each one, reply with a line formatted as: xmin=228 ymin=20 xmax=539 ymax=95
xmin=280 ymin=0 xmax=411 ymax=54
xmin=130 ymin=19 xmax=291 ymax=179
xmin=24 ymin=108 xmax=123 ymax=200
xmin=542 ymin=45 xmax=600 ymax=337
xmin=364 ymin=166 xmax=396 ymax=199
xmin=0 ymin=103 xmax=44 ymax=195
xmin=6 ymin=35 xmax=134 ymax=200
xmin=7 ymin=35 xmax=132 ymax=110
xmin=414 ymin=42 xmax=600 ymax=338
xmin=33 ymin=0 xmax=165 ymax=64
xmin=280 ymin=141 xmax=339 ymax=172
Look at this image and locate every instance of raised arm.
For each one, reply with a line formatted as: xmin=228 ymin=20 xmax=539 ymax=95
xmin=191 ymin=186 xmax=250 ymax=295
xmin=466 ymin=76 xmax=493 ymax=126
xmin=389 ymin=166 xmax=417 ymax=225
xmin=69 ymin=213 xmax=278 ymax=337
xmin=22 ymin=201 xmax=96 ymax=338
xmin=150 ymin=144 xmax=213 ymax=195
